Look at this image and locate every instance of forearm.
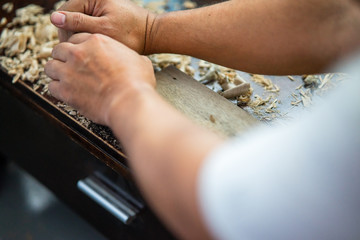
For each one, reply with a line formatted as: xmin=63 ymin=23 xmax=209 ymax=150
xmin=147 ymin=0 xmax=360 ymax=74
xmin=45 ymin=30 xmax=217 ymax=237
xmin=107 ymin=86 xmax=223 ymax=239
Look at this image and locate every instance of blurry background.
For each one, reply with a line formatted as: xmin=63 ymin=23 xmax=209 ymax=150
xmin=0 ymin=160 xmax=107 ymax=240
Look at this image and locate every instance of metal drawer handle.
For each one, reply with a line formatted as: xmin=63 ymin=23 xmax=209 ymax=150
xmin=77 ymin=175 xmax=142 ymax=224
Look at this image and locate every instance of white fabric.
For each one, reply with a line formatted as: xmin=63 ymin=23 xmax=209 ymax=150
xmin=198 ymin=54 xmax=360 ymax=240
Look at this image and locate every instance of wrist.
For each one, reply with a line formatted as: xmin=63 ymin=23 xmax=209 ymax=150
xmin=143 ymin=11 xmax=189 ymax=55
xmin=104 ymin=83 xmax=156 ymax=128
xmin=143 ymin=12 xmax=162 ymax=55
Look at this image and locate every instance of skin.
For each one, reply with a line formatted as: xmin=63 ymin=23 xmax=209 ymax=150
xmin=46 ymin=0 xmax=360 ymax=239
xmin=45 ymin=33 xmax=221 ymax=239
xmin=51 ymin=0 xmax=360 ymax=74
xmin=53 ymin=0 xmax=152 ymax=53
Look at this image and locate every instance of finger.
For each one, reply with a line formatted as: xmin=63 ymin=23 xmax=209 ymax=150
xmin=48 ymin=80 xmax=72 ymax=105
xmin=45 ymin=60 xmax=67 ymax=81
xmin=53 ymin=0 xmax=93 ymax=42
xmin=58 ymin=28 xmax=74 ymax=42
xmin=56 ymin=0 xmax=84 ymax=12
xmin=51 ymin=11 xmax=102 ymax=35
xmin=51 ymin=11 xmax=73 ymax=42
xmin=68 ymin=33 xmax=93 ymax=44
xmin=48 ymin=80 xmax=62 ymax=100
xmin=52 ymin=42 xmax=74 ymax=62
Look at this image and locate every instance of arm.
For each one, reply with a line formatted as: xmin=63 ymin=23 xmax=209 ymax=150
xmin=45 ymin=33 xmax=223 ymax=239
xmin=52 ymin=0 xmax=360 ymax=74
xmin=109 ymin=86 xmax=223 ymax=239
xmin=147 ymin=0 xmax=360 ymax=74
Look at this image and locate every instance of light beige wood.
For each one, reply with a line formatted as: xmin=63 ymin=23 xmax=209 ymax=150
xmin=155 ymin=66 xmax=259 ymax=137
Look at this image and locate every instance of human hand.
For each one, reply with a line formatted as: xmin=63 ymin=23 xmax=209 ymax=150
xmin=45 ymin=33 xmax=156 ymax=125
xmin=51 ymin=0 xmax=156 ymax=54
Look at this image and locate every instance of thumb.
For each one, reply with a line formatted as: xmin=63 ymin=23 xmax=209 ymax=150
xmin=51 ymin=11 xmax=100 ymax=34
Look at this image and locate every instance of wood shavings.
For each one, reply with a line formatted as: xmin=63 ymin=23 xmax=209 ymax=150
xmin=57 ymin=100 xmax=121 ymax=149
xmin=150 ymin=54 xmax=194 ymax=76
xmin=211 ymin=65 xmax=252 ymax=101
xmin=152 ymin=55 xmax=252 ymax=100
xmin=288 ymin=73 xmax=340 ymax=109
xmin=186 ymin=65 xmax=195 ymax=76
xmin=335 ymin=73 xmax=350 ymax=82
xmin=0 ymin=3 xmax=60 ymax=92
xmin=237 ymin=87 xmax=253 ymax=105
xmin=248 ymin=95 xmax=272 ymax=108
xmin=0 ymin=17 xmax=7 ymax=27
xmin=291 ymin=100 xmax=302 ymax=106
xmin=266 ymin=99 xmax=278 ymax=113
xmin=296 ymin=84 xmax=303 ymax=90
xmin=319 ymin=73 xmax=334 ymax=89
xmin=216 ymin=68 xmax=245 ymax=87
xmin=57 ymin=102 xmax=91 ymax=128
xmin=198 ymin=61 xmax=246 ymax=86
xmin=220 ymin=83 xmax=250 ymax=99
xmin=246 ymin=94 xmax=280 ymax=121
xmin=303 ymin=75 xmax=320 ymax=88
xmin=291 ymin=93 xmax=299 ymax=100
xmin=197 ymin=60 xmax=254 ymax=103
xmin=144 ymin=0 xmax=167 ymax=13
xmin=2 ymin=2 xmax=14 ymax=13
xmin=183 ymin=0 xmax=197 ymax=9
xmin=299 ymin=89 xmax=312 ymax=107
xmin=5 ymin=5 xmax=44 ymax=28
xmin=251 ymin=74 xmax=279 ymax=92
xmin=198 ymin=60 xmax=212 ymax=71
xmin=288 ymin=75 xmax=295 ymax=81
xmin=290 ymin=93 xmax=301 ymax=106
xmin=268 ymin=84 xmax=280 ymax=93
xmin=199 ymin=65 xmax=216 ymax=84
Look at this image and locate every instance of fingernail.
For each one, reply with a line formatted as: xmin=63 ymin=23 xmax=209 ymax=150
xmin=51 ymin=12 xmax=66 ymax=26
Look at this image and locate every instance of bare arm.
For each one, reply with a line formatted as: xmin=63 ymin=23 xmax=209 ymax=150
xmin=109 ymin=87 xmax=223 ymax=239
xmin=45 ymin=34 xmax=223 ymax=239
xmin=53 ymin=0 xmax=360 ymax=74
xmin=147 ymin=0 xmax=360 ymax=74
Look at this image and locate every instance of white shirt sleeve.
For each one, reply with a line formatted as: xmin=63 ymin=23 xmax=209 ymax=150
xmin=198 ymin=55 xmax=360 ymax=240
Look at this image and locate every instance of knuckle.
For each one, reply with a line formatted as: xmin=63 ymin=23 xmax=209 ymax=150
xmin=67 ymin=33 xmax=78 ymax=43
xmin=48 ymin=82 xmax=60 ymax=99
xmin=60 ymin=85 xmax=72 ymax=104
xmin=48 ymin=81 xmax=55 ymax=92
xmin=51 ymin=45 xmax=60 ymax=58
xmin=89 ymin=34 xmax=107 ymax=47
xmin=70 ymin=47 xmax=84 ymax=61
xmin=90 ymin=33 xmax=104 ymax=42
xmin=52 ymin=42 xmax=69 ymax=59
xmin=44 ymin=60 xmax=54 ymax=74
xmin=60 ymin=69 xmax=70 ymax=81
xmin=99 ymin=18 xmax=112 ymax=34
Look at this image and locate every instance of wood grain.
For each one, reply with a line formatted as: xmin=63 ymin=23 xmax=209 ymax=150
xmin=155 ymin=66 xmax=259 ymax=137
